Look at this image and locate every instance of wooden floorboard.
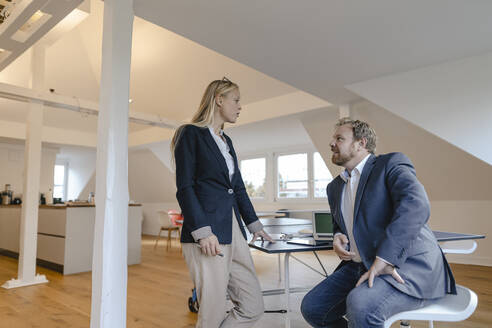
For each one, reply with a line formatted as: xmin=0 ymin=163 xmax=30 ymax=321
xmin=0 ymin=235 xmax=490 ymax=327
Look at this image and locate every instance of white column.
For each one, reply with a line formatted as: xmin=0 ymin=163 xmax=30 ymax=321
xmin=90 ymin=0 xmax=133 ymax=327
xmin=2 ymin=45 xmax=48 ymax=289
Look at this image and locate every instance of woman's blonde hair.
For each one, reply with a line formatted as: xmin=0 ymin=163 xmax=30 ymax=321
xmin=170 ymin=78 xmax=239 ymax=158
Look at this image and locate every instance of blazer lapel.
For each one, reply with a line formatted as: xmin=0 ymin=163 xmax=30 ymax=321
xmin=201 ymin=128 xmax=230 ymax=182
xmin=332 ymin=176 xmax=348 ymax=234
xmin=353 ymin=154 xmax=376 ymax=222
xmin=224 ymin=133 xmax=238 ymax=183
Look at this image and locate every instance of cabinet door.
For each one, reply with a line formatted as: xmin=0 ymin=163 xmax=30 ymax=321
xmin=37 ymin=234 xmax=65 ymax=264
xmin=38 ymin=208 xmax=66 ymax=236
xmin=0 ymin=207 xmax=21 ymax=251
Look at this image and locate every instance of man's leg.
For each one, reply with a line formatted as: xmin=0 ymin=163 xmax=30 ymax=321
xmin=301 ymin=262 xmax=364 ymax=328
xmin=346 ymin=277 xmax=427 ymax=328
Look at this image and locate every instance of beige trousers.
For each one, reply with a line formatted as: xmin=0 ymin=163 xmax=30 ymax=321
xmin=182 ymin=212 xmax=264 ymax=328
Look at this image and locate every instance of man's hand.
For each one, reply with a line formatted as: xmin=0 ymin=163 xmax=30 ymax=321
xmin=198 ymin=234 xmax=222 ymax=256
xmin=250 ymin=229 xmax=275 ymax=244
xmin=356 ymin=257 xmax=405 ymax=288
xmin=333 ymin=233 xmax=355 ymax=261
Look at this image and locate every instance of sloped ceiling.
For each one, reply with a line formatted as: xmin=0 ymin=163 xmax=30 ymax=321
xmin=132 ymin=0 xmax=492 ymax=165
xmin=346 ymin=52 xmax=492 ymax=165
xmin=134 ymin=0 xmax=492 ymax=105
xmin=0 ymin=0 xmax=327 ymax=142
xmin=0 ymin=0 xmax=84 ymax=70
xmin=0 ymin=0 xmax=491 ymax=165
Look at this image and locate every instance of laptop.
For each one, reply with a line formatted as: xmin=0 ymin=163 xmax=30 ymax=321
xmin=287 ymin=211 xmax=334 ymax=246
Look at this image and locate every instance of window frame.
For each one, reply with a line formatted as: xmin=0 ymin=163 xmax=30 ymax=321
xmin=238 ymin=146 xmax=333 ymax=204
xmin=239 ymin=155 xmax=268 ymax=201
xmin=274 ymin=150 xmax=310 ymax=201
xmin=53 ymin=161 xmax=69 ymax=201
xmin=312 ymin=151 xmax=333 ymax=200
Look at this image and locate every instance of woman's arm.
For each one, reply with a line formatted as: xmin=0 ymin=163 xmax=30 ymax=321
xmin=234 ymin=168 xmax=264 ymax=233
xmin=174 ymin=126 xmax=213 ymax=241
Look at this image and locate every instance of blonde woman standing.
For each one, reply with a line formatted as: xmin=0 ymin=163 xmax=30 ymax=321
xmin=172 ymin=78 xmax=273 ymax=328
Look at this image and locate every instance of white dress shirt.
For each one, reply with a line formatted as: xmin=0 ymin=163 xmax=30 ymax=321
xmin=339 ymin=154 xmax=371 ymax=263
xmin=208 ymin=126 xmax=235 ymax=181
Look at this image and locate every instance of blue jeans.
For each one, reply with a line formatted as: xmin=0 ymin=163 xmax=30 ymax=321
xmin=301 ymin=261 xmax=427 ymax=328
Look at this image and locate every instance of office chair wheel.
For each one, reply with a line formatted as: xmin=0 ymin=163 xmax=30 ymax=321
xmin=188 ymin=288 xmax=199 ymax=313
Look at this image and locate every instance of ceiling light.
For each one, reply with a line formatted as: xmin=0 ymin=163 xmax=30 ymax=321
xmin=0 ymin=47 xmax=11 ymax=63
xmin=11 ymin=10 xmax=52 ymax=43
xmin=19 ymin=10 xmax=44 ymax=32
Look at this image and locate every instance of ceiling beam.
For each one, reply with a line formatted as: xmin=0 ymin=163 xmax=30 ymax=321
xmin=0 ymin=81 xmax=181 ymax=129
xmin=0 ymin=0 xmax=84 ymax=71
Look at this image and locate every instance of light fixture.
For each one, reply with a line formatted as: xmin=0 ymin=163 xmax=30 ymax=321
xmin=0 ymin=47 xmax=11 ymax=63
xmin=19 ymin=10 xmax=44 ymax=32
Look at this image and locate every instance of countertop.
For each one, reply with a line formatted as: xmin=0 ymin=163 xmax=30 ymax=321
xmin=0 ymin=203 xmax=142 ymax=209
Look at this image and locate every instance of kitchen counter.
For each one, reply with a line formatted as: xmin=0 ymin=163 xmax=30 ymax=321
xmin=0 ymin=203 xmax=142 ymax=209
xmin=0 ymin=205 xmax=142 ymax=274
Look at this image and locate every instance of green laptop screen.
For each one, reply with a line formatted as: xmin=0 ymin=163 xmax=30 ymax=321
xmin=314 ymin=212 xmax=333 ymax=234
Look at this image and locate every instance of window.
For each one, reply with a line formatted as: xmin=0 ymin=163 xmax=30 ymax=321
xmin=313 ymin=152 xmax=333 ymax=198
xmin=277 ymin=153 xmax=308 ymax=199
xmin=240 ymin=157 xmax=266 ymax=198
xmin=240 ymin=149 xmax=334 ymax=203
xmin=53 ymin=164 xmax=67 ymax=201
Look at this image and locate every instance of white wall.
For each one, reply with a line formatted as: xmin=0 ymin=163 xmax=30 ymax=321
xmin=56 ymin=146 xmax=97 ymax=201
xmin=128 ymin=148 xmax=176 ymax=203
xmin=0 ymin=141 xmax=57 ymax=200
xmin=347 ymin=51 xmax=492 ymax=166
xmin=128 ymin=148 xmax=178 ymax=234
xmin=146 ymin=139 xmax=173 ymax=172
xmin=226 ymin=114 xmax=313 ymax=154
xmin=429 ymin=201 xmax=492 ymax=266
xmin=72 ymin=148 xmax=178 ymax=234
xmin=140 ymin=202 xmax=180 ymax=236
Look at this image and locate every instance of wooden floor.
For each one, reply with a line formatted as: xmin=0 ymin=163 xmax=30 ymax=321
xmin=0 ymin=236 xmax=491 ymax=327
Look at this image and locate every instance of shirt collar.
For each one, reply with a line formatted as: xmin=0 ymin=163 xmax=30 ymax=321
xmin=208 ymin=126 xmax=224 ymax=137
xmin=340 ymin=154 xmax=371 ymax=183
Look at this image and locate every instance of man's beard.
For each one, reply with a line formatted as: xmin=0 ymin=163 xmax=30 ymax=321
xmin=331 ymin=149 xmax=356 ymax=166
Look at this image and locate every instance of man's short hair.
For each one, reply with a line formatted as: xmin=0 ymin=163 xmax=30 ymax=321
xmin=336 ymin=117 xmax=377 ymax=154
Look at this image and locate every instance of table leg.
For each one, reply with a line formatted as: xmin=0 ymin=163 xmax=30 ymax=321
xmin=278 ymin=253 xmax=282 ymax=281
xmin=284 ymin=252 xmax=291 ymax=328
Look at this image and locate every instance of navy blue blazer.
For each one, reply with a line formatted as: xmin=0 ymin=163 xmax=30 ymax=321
xmin=174 ymin=124 xmax=261 ymax=244
xmin=327 ymin=152 xmax=456 ymax=299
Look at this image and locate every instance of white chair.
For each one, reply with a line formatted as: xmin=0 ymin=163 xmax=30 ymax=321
xmin=154 ymin=210 xmax=180 ymax=250
xmin=440 ymin=240 xmax=477 ymax=254
xmin=385 ymin=239 xmax=479 ymax=328
xmin=384 ymin=285 xmax=477 ymax=328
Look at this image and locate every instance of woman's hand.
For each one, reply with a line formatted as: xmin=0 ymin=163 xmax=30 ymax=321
xmin=198 ymin=234 xmax=222 ymax=256
xmin=250 ymin=229 xmax=275 ymax=244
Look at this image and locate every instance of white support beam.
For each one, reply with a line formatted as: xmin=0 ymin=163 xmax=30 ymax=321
xmin=0 ymin=0 xmax=84 ymax=71
xmin=0 ymin=82 xmax=181 ymax=129
xmin=90 ymin=0 xmax=133 ymax=327
xmin=2 ymin=45 xmax=48 ymax=289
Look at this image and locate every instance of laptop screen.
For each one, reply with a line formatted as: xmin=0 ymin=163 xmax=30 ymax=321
xmin=313 ymin=211 xmax=333 ymax=236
